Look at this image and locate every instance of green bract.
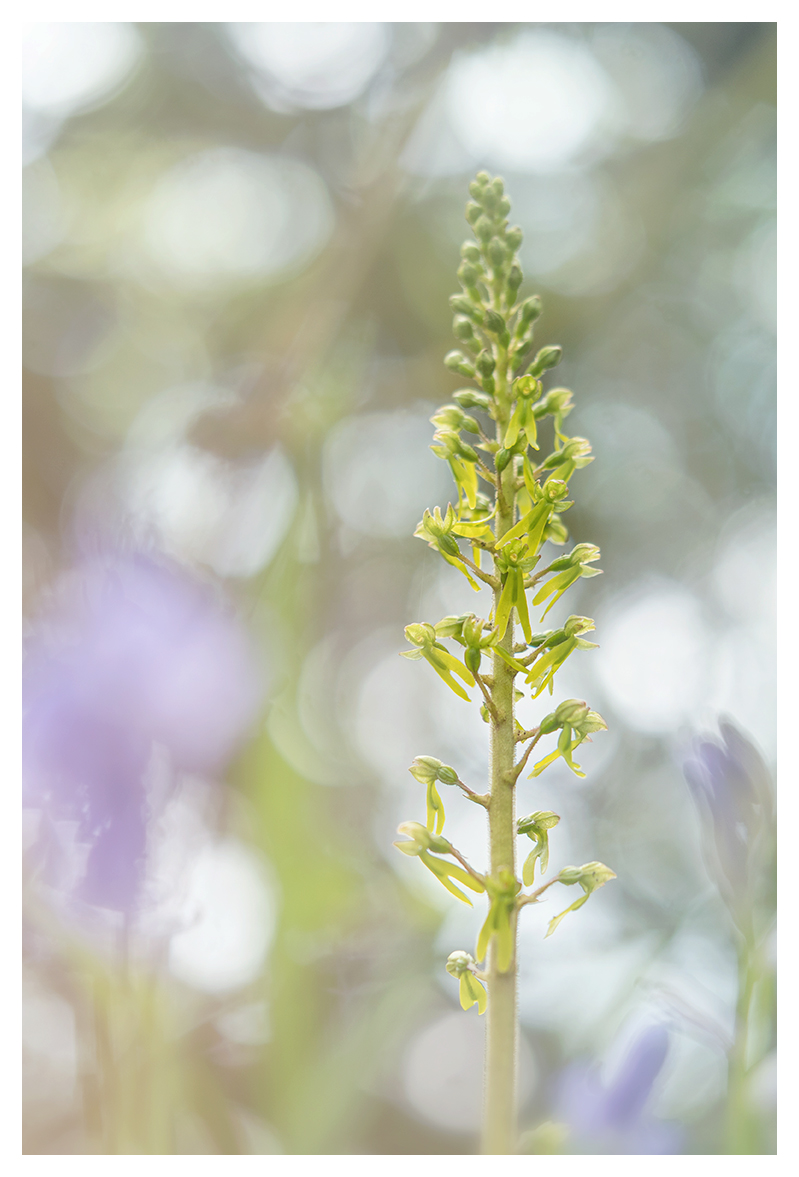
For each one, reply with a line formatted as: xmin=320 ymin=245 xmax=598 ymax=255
xmin=392 ymin=173 xmax=616 ymax=1151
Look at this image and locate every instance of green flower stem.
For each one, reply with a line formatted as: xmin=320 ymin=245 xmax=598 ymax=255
xmin=514 ymin=726 xmax=541 ymax=743
xmin=448 ymin=843 xmax=488 ymax=884
xmin=457 ymin=553 xmax=499 ymax=588
xmin=399 ymin=171 xmax=612 ymax=1159
xmin=483 ymin=354 xmax=519 ymax=1157
xmin=452 ymin=776 xmax=491 ymax=808
xmin=512 ymin=730 xmax=544 ymax=781
xmin=726 ymin=934 xmax=759 ymax=1153
xmin=517 ymin=874 xmax=561 ymax=908
xmin=474 ymin=670 xmax=500 ymax=725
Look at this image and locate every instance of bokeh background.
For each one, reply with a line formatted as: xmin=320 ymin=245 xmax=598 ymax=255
xmin=22 ymin=22 xmax=776 ymax=1155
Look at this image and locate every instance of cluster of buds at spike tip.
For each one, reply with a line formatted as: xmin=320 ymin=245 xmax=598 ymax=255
xmin=395 ymin=174 xmax=615 ymax=1046
xmin=432 ymin=170 xmax=577 ymax=485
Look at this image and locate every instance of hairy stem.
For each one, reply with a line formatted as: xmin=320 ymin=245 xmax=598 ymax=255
xmin=483 ymin=348 xmax=519 ymax=1156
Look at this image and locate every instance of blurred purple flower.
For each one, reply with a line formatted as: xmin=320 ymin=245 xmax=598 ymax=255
xmin=682 ymin=718 xmax=774 ymax=927
xmin=23 ymin=552 xmax=265 ymax=914
xmin=555 ymin=1024 xmax=683 ymax=1154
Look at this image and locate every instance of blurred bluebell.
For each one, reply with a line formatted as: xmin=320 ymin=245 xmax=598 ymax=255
xmin=555 ymin=1024 xmax=682 ymax=1154
xmin=23 ymin=551 xmax=265 ymax=915
xmin=682 ymin=718 xmax=774 ymax=930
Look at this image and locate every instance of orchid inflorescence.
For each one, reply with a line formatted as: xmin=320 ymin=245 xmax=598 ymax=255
xmin=393 ymin=172 xmax=616 ymax=1153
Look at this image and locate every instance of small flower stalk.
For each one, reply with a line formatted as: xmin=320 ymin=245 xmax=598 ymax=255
xmin=395 ymin=173 xmax=615 ymax=1154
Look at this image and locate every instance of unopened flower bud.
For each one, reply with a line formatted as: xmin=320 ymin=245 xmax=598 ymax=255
xmin=533 ymin=387 xmax=574 ymax=419
xmin=541 ymin=438 xmax=591 ymax=478
xmin=497 ymin=195 xmax=511 ymax=217
xmin=484 ymin=310 xmax=506 ymax=335
xmin=508 ymin=263 xmax=523 ymax=294
xmin=488 ymin=238 xmax=506 ymax=268
xmin=495 ymin=447 xmax=512 ymax=473
xmin=518 ymin=296 xmax=542 ymax=325
xmin=506 ymin=226 xmax=523 ymax=252
xmin=457 ymin=261 xmax=480 ymax=287
xmin=444 ymin=350 xmax=476 ymax=378
xmin=435 ymin=614 xmax=467 ymax=638
xmin=528 ymin=345 xmax=563 ymax=377
xmin=431 ymin=405 xmax=465 ymax=430
xmin=453 ymin=388 xmax=491 ymax=411
xmin=436 ymin=430 xmax=478 ymax=462
xmin=476 ymin=349 xmax=496 ymax=377
xmin=449 ymin=294 xmax=484 ymax=323
xmin=554 ymin=698 xmax=590 ymax=726
xmin=460 ymin=241 xmax=481 ymax=263
xmin=409 ymin=755 xmax=443 ymax=783
xmin=465 ymin=202 xmax=481 ymax=226
xmin=462 ymin=614 xmax=484 ymax=647
xmin=543 ymin=449 xmax=567 ymax=470
xmin=474 ymin=216 xmax=493 ymax=242
xmin=453 ymin=316 xmax=477 ymax=343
